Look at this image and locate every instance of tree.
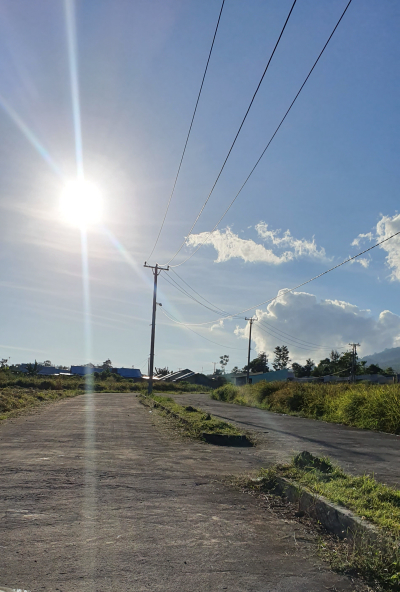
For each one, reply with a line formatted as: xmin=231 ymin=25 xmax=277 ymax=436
xmin=231 ymin=366 xmax=241 ymax=375
xmin=384 ymin=367 xmax=395 ymax=375
xmin=101 ymin=359 xmax=112 ymax=370
xmin=365 ymin=363 xmax=383 ymax=375
xmin=272 ymin=346 xmax=291 ymax=370
xmin=220 ymin=355 xmax=229 ymax=374
xmin=25 ymin=360 xmax=42 ymax=376
xmin=155 ymin=367 xmax=170 ymax=377
xmin=42 ymin=360 xmax=52 ymax=367
xmin=0 ymin=358 xmax=9 ymax=369
xmin=243 ymin=352 xmax=269 ymax=374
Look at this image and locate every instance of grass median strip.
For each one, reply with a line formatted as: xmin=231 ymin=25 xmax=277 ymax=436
xmin=243 ymin=452 xmax=400 ymax=590
xmin=148 ymin=395 xmax=253 ymax=446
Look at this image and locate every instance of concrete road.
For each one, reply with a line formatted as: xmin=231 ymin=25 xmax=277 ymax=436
xmin=0 ymin=393 xmax=361 ymax=592
xmin=173 ymin=393 xmax=400 ymax=488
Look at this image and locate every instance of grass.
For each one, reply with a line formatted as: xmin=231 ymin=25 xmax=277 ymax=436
xmin=0 ymin=387 xmax=81 ymax=420
xmin=150 ymin=395 xmax=244 ymax=440
xmin=246 ymin=453 xmax=400 ymax=590
xmin=212 ymin=381 xmax=400 ymax=434
xmin=0 ymin=372 xmax=210 ymax=393
xmin=0 ymin=371 xmax=209 ymax=421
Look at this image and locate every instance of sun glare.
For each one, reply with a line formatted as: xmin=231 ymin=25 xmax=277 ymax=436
xmin=60 ymin=179 xmax=103 ymax=228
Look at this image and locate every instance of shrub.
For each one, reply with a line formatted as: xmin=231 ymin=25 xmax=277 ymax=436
xmin=212 ymin=381 xmax=400 ymax=435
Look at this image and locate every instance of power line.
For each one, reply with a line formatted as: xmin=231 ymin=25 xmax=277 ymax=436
xmin=171 ymin=267 xmax=342 ymax=349
xmin=171 ymin=268 xmax=229 ymax=316
xmin=161 ymin=228 xmax=400 ymax=326
xmin=169 ymin=0 xmax=354 ymax=268
xmin=160 ymin=307 xmax=245 ymax=351
xmin=146 ymin=0 xmax=226 ymax=262
xmin=257 ymin=319 xmax=345 ymax=350
xmin=161 ymin=272 xmax=233 ymax=317
xmin=257 ymin=322 xmax=341 ymax=353
xmin=163 ymin=0 xmax=298 ymax=266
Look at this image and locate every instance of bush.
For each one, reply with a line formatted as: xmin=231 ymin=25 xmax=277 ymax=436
xmin=212 ymin=381 xmax=400 ymax=435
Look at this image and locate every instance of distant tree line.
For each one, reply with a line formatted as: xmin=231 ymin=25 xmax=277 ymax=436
xmin=227 ymin=347 xmax=396 ymax=378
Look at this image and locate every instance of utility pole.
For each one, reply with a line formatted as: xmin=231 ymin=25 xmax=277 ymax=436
xmin=144 ymin=262 xmax=169 ymax=395
xmin=213 ymin=362 xmax=216 ymax=374
xmin=245 ymin=317 xmax=257 ymax=384
xmin=348 ymin=343 xmax=360 ymax=383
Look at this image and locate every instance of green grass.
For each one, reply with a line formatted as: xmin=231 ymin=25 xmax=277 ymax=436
xmin=0 ymin=372 xmax=210 ymax=394
xmin=0 ymin=372 xmax=209 ymax=421
xmin=212 ymin=381 xmax=400 ymax=434
xmin=248 ymin=453 xmax=400 ymax=590
xmin=151 ymin=395 xmax=244 ymax=439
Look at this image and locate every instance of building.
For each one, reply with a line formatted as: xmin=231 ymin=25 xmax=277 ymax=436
xmin=115 ymin=368 xmax=142 ymax=380
xmin=231 ymin=368 xmax=294 ymax=386
xmin=70 ymin=366 xmax=142 ymax=380
xmin=162 ymin=369 xmax=214 ymax=387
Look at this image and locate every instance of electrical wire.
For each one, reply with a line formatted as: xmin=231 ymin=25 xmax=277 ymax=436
xmin=168 ymin=0 xmax=354 ymax=268
xmin=162 ymin=0 xmax=298 ymax=266
xmin=171 ymin=268 xmax=341 ymax=349
xmin=256 ymin=322 xmax=341 ymax=353
xmin=169 ymin=268 xmax=342 ymax=349
xmin=162 ymin=273 xmax=232 ymax=316
xmin=161 ymin=228 xmax=400 ymax=326
xmin=160 ymin=307 xmax=246 ymax=351
xmin=171 ymin=268 xmax=229 ymax=316
xmin=146 ymin=0 xmax=226 ymax=262
xmin=257 ymin=319 xmax=345 ymax=350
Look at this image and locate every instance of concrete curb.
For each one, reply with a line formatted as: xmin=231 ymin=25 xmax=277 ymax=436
xmin=140 ymin=395 xmax=253 ymax=447
xmin=254 ymin=475 xmax=381 ymax=545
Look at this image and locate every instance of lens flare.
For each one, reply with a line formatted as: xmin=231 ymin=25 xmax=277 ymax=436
xmin=60 ymin=179 xmax=102 ymax=228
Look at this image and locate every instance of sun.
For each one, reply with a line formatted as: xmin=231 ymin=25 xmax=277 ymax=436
xmin=60 ymin=179 xmax=103 ymax=228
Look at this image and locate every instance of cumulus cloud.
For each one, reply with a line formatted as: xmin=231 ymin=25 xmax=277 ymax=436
xmin=186 ymin=224 xmax=327 ymax=265
xmin=234 ymin=289 xmax=400 ymax=363
xmin=255 ymin=222 xmax=327 ymax=260
xmin=186 ymin=228 xmax=293 ymax=264
xmin=351 ymin=214 xmax=400 ymax=281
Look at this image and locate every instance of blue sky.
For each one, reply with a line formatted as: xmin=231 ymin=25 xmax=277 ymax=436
xmin=0 ymin=0 xmax=399 ymax=374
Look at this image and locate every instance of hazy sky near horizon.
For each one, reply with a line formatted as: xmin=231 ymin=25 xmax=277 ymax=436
xmin=0 ymin=0 xmax=399 ymax=374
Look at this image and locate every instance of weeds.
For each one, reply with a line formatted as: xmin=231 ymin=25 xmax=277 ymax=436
xmin=246 ymin=453 xmax=400 ymax=590
xmin=212 ymin=382 xmax=400 ymax=434
xmin=149 ymin=395 xmax=245 ymax=440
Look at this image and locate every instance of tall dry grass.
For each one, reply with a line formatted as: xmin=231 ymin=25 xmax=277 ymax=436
xmin=212 ymin=381 xmax=400 ymax=434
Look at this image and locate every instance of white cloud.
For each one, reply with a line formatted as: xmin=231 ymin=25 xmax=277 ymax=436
xmin=351 ymin=232 xmax=373 ymax=247
xmin=376 ymin=214 xmax=400 ymax=281
xmin=186 ymin=228 xmax=293 ymax=264
xmin=255 ymin=222 xmax=327 ymax=261
xmin=234 ymin=289 xmax=400 ymax=363
xmin=348 ymin=256 xmax=370 ymax=269
xmin=186 ymin=224 xmax=327 ymax=265
xmin=351 ymin=214 xmax=400 ymax=281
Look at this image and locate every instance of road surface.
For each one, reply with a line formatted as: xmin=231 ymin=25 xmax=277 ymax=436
xmin=0 ymin=393 xmax=361 ymax=592
xmin=173 ymin=393 xmax=400 ymax=488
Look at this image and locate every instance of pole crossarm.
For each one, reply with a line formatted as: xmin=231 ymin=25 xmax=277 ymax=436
xmin=143 ymin=262 xmax=169 ymax=394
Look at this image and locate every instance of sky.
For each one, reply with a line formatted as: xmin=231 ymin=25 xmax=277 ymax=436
xmin=0 ymin=0 xmax=399 ymax=375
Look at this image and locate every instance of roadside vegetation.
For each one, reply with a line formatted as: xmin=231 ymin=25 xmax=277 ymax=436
xmin=212 ymin=381 xmax=400 ymax=434
xmin=147 ymin=394 xmax=246 ymax=441
xmin=245 ymin=453 xmax=400 ymax=590
xmin=0 ymin=369 xmax=208 ymax=421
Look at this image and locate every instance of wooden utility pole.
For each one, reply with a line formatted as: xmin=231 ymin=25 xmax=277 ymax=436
xmin=245 ymin=317 xmax=257 ymax=384
xmin=144 ymin=262 xmax=169 ymax=394
xmin=348 ymin=343 xmax=360 ymax=383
